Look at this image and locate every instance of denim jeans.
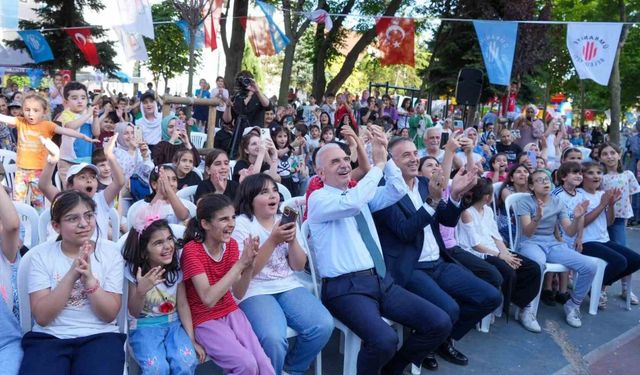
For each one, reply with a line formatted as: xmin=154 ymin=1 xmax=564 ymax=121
xmin=239 ymin=287 xmax=334 ymax=375
xmin=129 ymin=320 xmax=198 ymax=375
xmin=608 ymin=218 xmax=628 ymax=246
xmin=518 ymin=236 xmax=598 ymax=306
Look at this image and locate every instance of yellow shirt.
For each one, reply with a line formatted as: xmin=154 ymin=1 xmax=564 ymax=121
xmin=16 ymin=117 xmax=57 ymax=170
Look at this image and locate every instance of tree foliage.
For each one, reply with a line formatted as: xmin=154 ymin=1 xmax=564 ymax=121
xmin=6 ymin=0 xmax=119 ymax=74
xmin=144 ymin=0 xmax=199 ymax=89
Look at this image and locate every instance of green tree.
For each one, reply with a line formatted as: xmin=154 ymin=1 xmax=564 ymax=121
xmin=144 ymin=1 xmax=199 ymax=91
xmin=241 ymin=44 xmax=265 ymax=89
xmin=171 ymin=0 xmax=213 ymax=97
xmin=6 ymin=0 xmax=119 ymax=74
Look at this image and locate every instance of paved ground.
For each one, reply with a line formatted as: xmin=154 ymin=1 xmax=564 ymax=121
xmin=196 ymin=230 xmax=640 ymax=375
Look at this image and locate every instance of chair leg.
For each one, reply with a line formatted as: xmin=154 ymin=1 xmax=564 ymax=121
xmin=476 ymin=314 xmax=492 ymax=333
xmin=529 ymin=269 xmax=548 ymax=319
xmin=624 ymin=275 xmax=633 ymax=311
xmin=411 ymin=363 xmax=422 ymax=374
xmin=587 ymin=259 xmax=606 ymax=316
xmin=314 ymin=352 xmax=322 ymax=375
xmin=343 ymin=332 xmax=361 ymax=375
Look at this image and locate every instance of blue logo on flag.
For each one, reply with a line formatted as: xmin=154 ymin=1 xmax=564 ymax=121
xmin=176 ymin=20 xmax=204 ymax=49
xmin=473 ymin=21 xmax=518 ymax=86
xmin=17 ymin=30 xmax=54 ymax=63
xmin=257 ymin=0 xmax=290 ymax=54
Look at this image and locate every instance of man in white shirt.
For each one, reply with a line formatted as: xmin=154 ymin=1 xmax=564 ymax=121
xmin=373 ymin=137 xmax=502 ymax=370
xmin=307 ymin=128 xmax=452 ymax=375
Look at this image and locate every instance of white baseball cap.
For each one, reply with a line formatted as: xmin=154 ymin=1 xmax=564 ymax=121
xmin=66 ymin=163 xmax=99 ymax=182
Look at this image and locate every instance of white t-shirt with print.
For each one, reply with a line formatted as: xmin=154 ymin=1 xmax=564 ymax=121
xmin=581 ymin=189 xmax=610 ymax=243
xmin=602 ymin=171 xmax=640 ymax=219
xmin=124 ymin=267 xmax=182 ymax=330
xmin=28 ymin=240 xmax=124 ymax=339
xmin=232 ymin=214 xmax=303 ymax=301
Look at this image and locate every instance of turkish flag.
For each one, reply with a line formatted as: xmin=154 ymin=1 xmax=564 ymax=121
xmin=65 ymin=28 xmax=100 ymax=66
xmin=376 ymin=17 xmax=414 ymax=66
xmin=204 ymin=0 xmax=223 ymax=51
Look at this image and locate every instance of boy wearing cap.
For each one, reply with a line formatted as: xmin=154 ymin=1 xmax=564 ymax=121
xmin=38 ymin=135 xmax=125 ymax=240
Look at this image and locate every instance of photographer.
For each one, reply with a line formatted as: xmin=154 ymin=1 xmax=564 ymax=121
xmin=227 ymin=71 xmax=270 ymax=158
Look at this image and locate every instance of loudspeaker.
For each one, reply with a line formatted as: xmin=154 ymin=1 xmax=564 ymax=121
xmin=455 ymin=68 xmax=483 ymax=106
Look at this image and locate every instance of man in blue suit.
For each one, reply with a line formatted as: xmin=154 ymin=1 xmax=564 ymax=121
xmin=374 ymin=137 xmax=502 ymax=370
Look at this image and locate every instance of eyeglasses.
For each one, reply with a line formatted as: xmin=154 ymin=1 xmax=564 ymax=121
xmin=62 ymin=211 xmax=95 ymax=225
xmin=533 ymin=177 xmax=551 ymax=184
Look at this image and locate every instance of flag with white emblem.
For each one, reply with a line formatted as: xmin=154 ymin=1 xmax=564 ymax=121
xmin=473 ymin=21 xmax=518 ymax=86
xmin=376 ymin=17 xmax=414 ymax=66
xmin=566 ymin=22 xmax=622 ymax=86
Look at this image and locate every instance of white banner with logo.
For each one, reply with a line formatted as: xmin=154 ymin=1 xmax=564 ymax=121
xmin=566 ymin=22 xmax=622 ymax=86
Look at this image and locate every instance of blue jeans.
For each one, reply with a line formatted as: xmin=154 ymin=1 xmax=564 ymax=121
xmin=129 ymin=320 xmax=198 ymax=375
xmin=518 ymin=236 xmax=598 ymax=305
xmin=239 ymin=287 xmax=333 ymax=375
xmin=608 ymin=218 xmax=628 ymax=246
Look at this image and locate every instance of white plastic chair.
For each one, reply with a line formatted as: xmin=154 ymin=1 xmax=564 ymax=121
xmin=279 ymin=196 xmax=306 ymax=225
xmin=109 ymin=208 xmax=121 ymax=242
xmin=54 ymin=171 xmax=64 ymax=191
xmin=3 ymin=163 xmax=16 ymax=190
xmin=505 ymin=192 xmax=607 ymax=316
xmin=192 ymin=167 xmax=203 ymax=180
xmin=13 ymin=202 xmax=39 ymax=248
xmin=38 ymin=207 xmax=120 ymax=243
xmin=176 ymin=185 xmax=198 ymax=203
xmin=229 ymin=160 xmax=237 ymax=180
xmin=492 ymin=182 xmax=503 ymax=219
xmin=277 ymin=182 xmax=292 ymax=202
xmin=127 ymin=199 xmax=196 ymax=229
xmin=0 ymin=149 xmax=16 ymax=166
xmin=190 ymin=131 xmax=207 ymax=149
xmin=301 ymin=221 xmax=419 ymax=375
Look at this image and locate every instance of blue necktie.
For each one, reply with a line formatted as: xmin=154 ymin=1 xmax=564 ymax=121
xmin=354 ymin=211 xmax=387 ymax=278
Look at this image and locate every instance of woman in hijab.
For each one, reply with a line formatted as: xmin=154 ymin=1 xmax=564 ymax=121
xmin=151 ymin=115 xmax=201 ymax=166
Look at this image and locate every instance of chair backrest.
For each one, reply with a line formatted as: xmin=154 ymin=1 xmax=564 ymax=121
xmin=300 ymin=220 xmax=321 ymax=298
xmin=13 ymin=202 xmax=39 ymax=248
xmin=38 ymin=208 xmax=52 ymax=243
xmin=109 ymin=207 xmax=120 ymax=242
xmin=192 ymin=167 xmax=203 ymax=180
xmin=177 ymin=185 xmax=198 ymax=203
xmin=492 ymin=182 xmax=503 ymax=219
xmin=277 ymin=182 xmax=292 ymax=202
xmin=280 ymin=196 xmax=306 ymax=225
xmin=3 ymin=163 xmax=16 ymax=190
xmin=54 ymin=171 xmax=64 ymax=191
xmin=190 ymin=132 xmax=207 ymax=149
xmin=505 ymin=192 xmax=530 ymax=251
xmin=17 ymin=247 xmax=36 ymax=333
xmin=0 ymin=149 xmax=16 ymax=167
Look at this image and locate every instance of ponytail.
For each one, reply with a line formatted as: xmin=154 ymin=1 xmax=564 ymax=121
xmin=184 ymin=193 xmax=233 ymax=244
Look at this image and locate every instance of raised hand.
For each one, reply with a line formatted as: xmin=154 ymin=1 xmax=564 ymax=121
xmin=104 ymin=133 xmax=118 ymax=160
xmin=535 ymin=199 xmax=544 ymax=220
xmin=369 ymin=125 xmax=389 ymax=168
xmin=450 ymin=166 xmax=479 ymax=201
xmin=444 ymin=135 xmax=461 ymax=154
xmin=40 ymin=135 xmax=60 ymax=163
xmin=573 ymin=200 xmax=589 ymax=218
xmin=135 ymin=266 xmax=166 ymax=295
xmin=428 ymin=170 xmax=445 ymax=201
xmin=211 ymin=169 xmax=228 ymax=193
xmin=269 ymin=221 xmax=296 ymax=245
xmin=608 ymin=188 xmax=622 ymax=205
xmin=239 ymin=235 xmax=259 ymax=268
xmin=76 ymin=241 xmax=97 ymax=288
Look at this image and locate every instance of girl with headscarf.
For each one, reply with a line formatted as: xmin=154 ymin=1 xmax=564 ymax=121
xmin=151 ymin=115 xmax=201 ymax=166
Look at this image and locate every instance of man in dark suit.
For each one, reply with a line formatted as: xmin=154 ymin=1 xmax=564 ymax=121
xmin=374 ymin=137 xmax=502 ymax=370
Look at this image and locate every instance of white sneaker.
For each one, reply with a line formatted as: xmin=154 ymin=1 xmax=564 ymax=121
xmin=564 ymin=303 xmax=582 ymax=328
xmin=621 ymin=290 xmax=639 ymax=305
xmin=519 ymin=306 xmax=541 ymax=333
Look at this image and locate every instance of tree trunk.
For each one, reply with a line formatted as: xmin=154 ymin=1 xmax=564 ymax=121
xmin=223 ymin=0 xmax=248 ymax=91
xmin=323 ymin=0 xmax=403 ymax=97
xmin=279 ymin=42 xmax=296 ymax=106
xmin=187 ymin=27 xmax=196 ymax=98
xmin=311 ymin=22 xmax=328 ymax=100
xmin=608 ymin=1 xmax=630 ymax=146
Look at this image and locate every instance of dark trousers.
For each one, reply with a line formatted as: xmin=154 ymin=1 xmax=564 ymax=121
xmin=583 ymin=240 xmax=640 ymax=286
xmin=485 ymin=254 xmax=541 ymax=309
xmin=321 ymin=273 xmax=451 ymax=375
xmin=405 ymin=259 xmax=502 ymax=341
xmin=19 ymin=331 xmax=126 ymax=375
xmin=448 ymin=246 xmax=504 ymax=288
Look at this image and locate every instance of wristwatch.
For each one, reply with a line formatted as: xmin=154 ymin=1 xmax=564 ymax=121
xmin=426 ymin=197 xmax=440 ymax=209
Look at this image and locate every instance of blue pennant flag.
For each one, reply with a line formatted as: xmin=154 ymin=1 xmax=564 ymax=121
xmin=256 ymin=0 xmax=290 ymax=54
xmin=26 ymin=68 xmax=44 ymax=88
xmin=473 ymin=21 xmax=518 ymax=86
xmin=17 ymin=30 xmax=54 ymax=63
xmin=176 ymin=20 xmax=204 ymax=49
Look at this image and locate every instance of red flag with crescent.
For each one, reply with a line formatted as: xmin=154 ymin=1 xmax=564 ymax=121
xmin=375 ymin=17 xmax=414 ymax=66
xmin=65 ymin=28 xmax=100 ymax=66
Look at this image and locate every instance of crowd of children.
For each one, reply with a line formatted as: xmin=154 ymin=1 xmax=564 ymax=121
xmin=0 ymin=80 xmax=639 ymax=375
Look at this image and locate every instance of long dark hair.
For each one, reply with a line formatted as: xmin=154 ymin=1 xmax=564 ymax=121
xmin=556 ymin=161 xmax=582 ymax=186
xmin=597 ymin=142 xmax=623 ymax=173
xmin=238 ymin=133 xmax=258 ymax=163
xmin=463 ymin=177 xmax=493 ymax=208
xmin=51 ymin=190 xmax=98 ymax=241
xmin=235 ymin=174 xmax=277 ymax=220
xmin=497 ymin=164 xmax=529 ymax=209
xmin=122 ymin=219 xmax=180 ymax=287
xmin=184 ymin=193 xmax=234 ymax=243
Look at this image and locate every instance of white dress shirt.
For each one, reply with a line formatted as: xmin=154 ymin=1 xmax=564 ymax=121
xmin=307 ymin=160 xmax=407 ymax=278
xmin=405 ymin=178 xmax=441 ymax=262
